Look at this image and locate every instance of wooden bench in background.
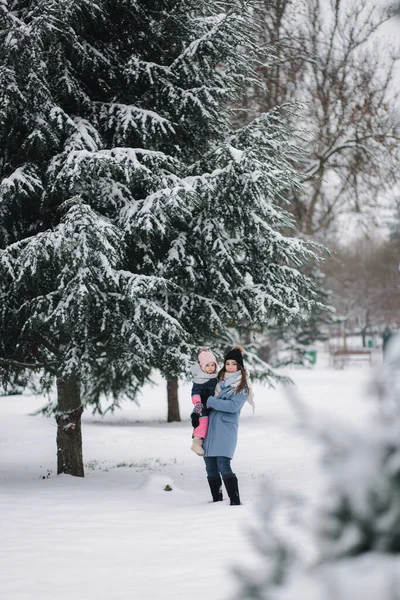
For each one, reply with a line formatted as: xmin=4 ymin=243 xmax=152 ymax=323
xmin=330 ymin=348 xmax=372 ymax=369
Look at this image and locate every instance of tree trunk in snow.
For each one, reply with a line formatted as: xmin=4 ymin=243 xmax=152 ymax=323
xmin=361 ymin=312 xmax=370 ymax=348
xmin=55 ymin=376 xmax=84 ymax=477
xmin=361 ymin=328 xmax=367 ymax=348
xmin=167 ymin=377 xmax=180 ymax=422
xmin=340 ymin=321 xmax=347 ymax=352
xmin=243 ymin=330 xmax=251 ymax=345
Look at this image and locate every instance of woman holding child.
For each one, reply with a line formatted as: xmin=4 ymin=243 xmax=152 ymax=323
xmin=190 ymin=345 xmax=253 ymax=506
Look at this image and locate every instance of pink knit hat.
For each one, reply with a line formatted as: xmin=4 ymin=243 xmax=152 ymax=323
xmin=198 ymin=347 xmax=217 ymax=370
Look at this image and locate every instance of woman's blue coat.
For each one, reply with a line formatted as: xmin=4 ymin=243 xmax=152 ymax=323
xmin=203 ymin=385 xmax=247 ymax=459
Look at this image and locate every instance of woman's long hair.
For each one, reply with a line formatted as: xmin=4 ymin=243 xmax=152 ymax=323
xmin=218 ymin=364 xmax=249 ymax=395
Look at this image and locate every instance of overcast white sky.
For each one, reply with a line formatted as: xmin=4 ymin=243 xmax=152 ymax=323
xmin=334 ymin=7 xmax=400 ymax=242
xmin=376 ymin=11 xmax=400 ymax=92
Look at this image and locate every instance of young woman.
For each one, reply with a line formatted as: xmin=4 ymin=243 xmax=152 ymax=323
xmin=192 ymin=345 xmax=253 ymax=505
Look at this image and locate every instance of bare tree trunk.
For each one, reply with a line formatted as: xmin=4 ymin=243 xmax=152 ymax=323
xmin=361 ymin=311 xmax=370 ymax=348
xmin=167 ymin=377 xmax=180 ymax=423
xmin=242 ymin=329 xmax=251 ymax=345
xmin=55 ymin=376 xmax=84 ymax=477
xmin=361 ymin=328 xmax=367 ymax=348
xmin=341 ymin=320 xmax=347 ymax=352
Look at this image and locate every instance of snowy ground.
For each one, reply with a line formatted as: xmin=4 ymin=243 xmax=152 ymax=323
xmin=0 ymin=352 xmax=379 ymax=600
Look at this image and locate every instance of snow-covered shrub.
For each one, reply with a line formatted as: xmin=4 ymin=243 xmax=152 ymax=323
xmin=237 ymin=335 xmax=400 ymax=600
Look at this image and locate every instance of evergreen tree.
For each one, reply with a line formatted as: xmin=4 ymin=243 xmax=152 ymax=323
xmin=0 ymin=0 xmax=321 ymax=475
xmin=236 ymin=335 xmax=400 ymax=600
xmin=316 ymin=334 xmax=400 ymax=560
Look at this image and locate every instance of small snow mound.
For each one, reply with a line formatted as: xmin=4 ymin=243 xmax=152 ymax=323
xmin=139 ymin=474 xmax=176 ymax=494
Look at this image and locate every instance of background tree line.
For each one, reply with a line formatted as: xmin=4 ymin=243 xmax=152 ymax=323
xmin=238 ymin=0 xmax=400 ymax=360
xmin=323 ymin=233 xmax=400 ymax=346
xmin=238 ymin=0 xmax=399 ymax=239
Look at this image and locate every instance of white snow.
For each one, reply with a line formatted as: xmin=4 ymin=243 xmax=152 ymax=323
xmin=228 ymin=145 xmax=244 ymax=164
xmin=278 ymin=554 xmax=400 ymax=600
xmin=0 ymin=354 xmax=381 ymax=599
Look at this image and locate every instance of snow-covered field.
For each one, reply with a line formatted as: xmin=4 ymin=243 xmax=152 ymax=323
xmin=0 ymin=353 xmax=378 ymax=600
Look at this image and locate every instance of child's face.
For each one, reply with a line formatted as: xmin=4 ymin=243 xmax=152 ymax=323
xmin=203 ymin=362 xmax=217 ymax=374
xmin=225 ymin=359 xmax=238 ymax=373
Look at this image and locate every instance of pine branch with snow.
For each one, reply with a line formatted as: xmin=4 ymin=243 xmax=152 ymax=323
xmin=236 ymin=334 xmax=400 ymax=600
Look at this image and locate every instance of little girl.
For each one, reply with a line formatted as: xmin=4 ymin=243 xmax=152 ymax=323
xmin=190 ymin=348 xmax=218 ymax=455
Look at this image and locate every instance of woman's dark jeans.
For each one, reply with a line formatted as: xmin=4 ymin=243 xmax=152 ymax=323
xmin=204 ymin=456 xmax=233 ymax=477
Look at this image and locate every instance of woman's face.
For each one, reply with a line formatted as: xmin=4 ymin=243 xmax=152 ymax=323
xmin=225 ymin=359 xmax=238 ymax=373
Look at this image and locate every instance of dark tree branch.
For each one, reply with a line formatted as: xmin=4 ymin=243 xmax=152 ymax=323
xmin=0 ymin=357 xmax=47 ymax=370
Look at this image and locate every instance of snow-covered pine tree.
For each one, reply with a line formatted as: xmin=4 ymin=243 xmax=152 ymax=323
xmin=315 ymin=334 xmax=400 ymax=561
xmin=0 ymin=0 xmax=206 ymax=473
xmin=115 ymin=0 xmax=264 ymax=419
xmin=160 ymin=106 xmax=323 ymax=353
xmin=0 ymin=0 xmax=322 ymax=475
xmin=258 ymin=267 xmax=337 ymax=369
xmin=236 ymin=336 xmax=400 ymax=600
xmin=295 ymin=335 xmax=400 ymax=598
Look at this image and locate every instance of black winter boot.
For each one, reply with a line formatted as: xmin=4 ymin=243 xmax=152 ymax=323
xmin=223 ymin=474 xmax=241 ymax=505
xmin=207 ymin=475 xmax=223 ymax=502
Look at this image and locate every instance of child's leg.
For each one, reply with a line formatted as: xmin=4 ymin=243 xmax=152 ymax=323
xmin=193 ymin=416 xmax=208 ymax=439
xmin=191 ymin=416 xmax=209 ymax=455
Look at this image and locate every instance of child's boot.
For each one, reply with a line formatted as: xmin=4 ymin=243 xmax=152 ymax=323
xmin=191 ymin=436 xmax=205 ymax=455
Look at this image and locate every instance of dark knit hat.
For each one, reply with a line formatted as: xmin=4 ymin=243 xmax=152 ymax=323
xmin=224 ymin=345 xmax=244 ymax=368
